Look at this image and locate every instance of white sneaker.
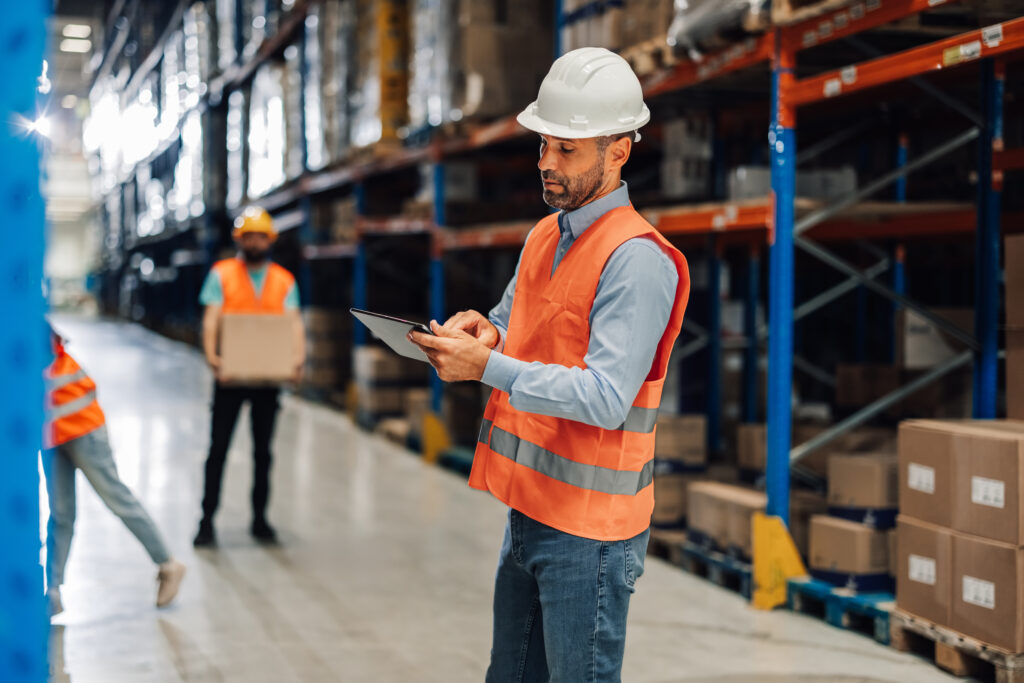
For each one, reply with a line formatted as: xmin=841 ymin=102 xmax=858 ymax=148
xmin=48 ymin=588 xmax=63 ymax=617
xmin=156 ymin=560 xmax=186 ymax=608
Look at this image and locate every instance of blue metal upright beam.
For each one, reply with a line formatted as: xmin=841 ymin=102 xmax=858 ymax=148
xmin=706 ymin=239 xmax=722 ymax=457
xmin=0 ymin=2 xmax=49 ymax=679
xmin=890 ymin=244 xmax=906 ymax=364
xmin=353 ymin=184 xmax=368 ymax=346
xmin=743 ymin=248 xmax=761 ymax=423
xmin=895 ymin=133 xmax=908 ymax=202
xmin=430 ymin=163 xmax=447 ymax=413
xmin=767 ymin=40 xmax=796 ymax=524
xmin=973 ymin=59 xmax=1003 ymax=419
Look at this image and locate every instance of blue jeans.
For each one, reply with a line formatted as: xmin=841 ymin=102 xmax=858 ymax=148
xmin=486 ymin=509 xmax=649 ymax=683
xmin=43 ymin=426 xmax=171 ymax=589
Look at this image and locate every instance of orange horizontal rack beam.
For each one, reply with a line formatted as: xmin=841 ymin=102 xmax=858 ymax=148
xmin=789 ymin=15 xmax=1024 ymax=106
xmin=642 ymin=33 xmax=774 ymax=99
xmin=437 ymin=222 xmax=535 ymax=251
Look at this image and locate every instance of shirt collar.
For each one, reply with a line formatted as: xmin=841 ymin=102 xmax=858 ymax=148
xmin=558 ymin=181 xmax=630 ymax=239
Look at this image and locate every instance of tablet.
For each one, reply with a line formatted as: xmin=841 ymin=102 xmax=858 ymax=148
xmin=350 ymin=308 xmax=433 ymax=362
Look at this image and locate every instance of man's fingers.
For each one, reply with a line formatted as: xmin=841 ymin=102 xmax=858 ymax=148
xmin=409 ymin=329 xmax=446 ymax=349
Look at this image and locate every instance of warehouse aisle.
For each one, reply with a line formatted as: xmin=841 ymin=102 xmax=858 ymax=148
xmin=46 ymin=315 xmax=958 ymax=683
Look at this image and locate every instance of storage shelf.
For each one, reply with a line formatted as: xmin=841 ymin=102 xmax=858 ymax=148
xmin=302 ymin=243 xmax=357 ymax=260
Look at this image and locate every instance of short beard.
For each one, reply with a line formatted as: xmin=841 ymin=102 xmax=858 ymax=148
xmin=242 ymin=248 xmax=268 ymax=264
xmin=541 ymin=155 xmax=605 ymax=211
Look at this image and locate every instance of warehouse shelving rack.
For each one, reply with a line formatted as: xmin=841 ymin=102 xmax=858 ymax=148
xmin=93 ymin=1 xmax=1024 ymax=528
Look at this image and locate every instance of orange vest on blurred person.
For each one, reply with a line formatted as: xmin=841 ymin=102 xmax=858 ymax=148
xmin=470 ymin=206 xmax=690 ymax=541
xmin=212 ymin=258 xmax=294 ymax=313
xmin=45 ymin=338 xmax=105 ymax=449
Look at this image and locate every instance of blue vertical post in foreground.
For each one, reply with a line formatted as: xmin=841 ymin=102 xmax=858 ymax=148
xmin=353 ymin=184 xmax=368 ymax=346
xmin=895 ymin=133 xmax=908 ymax=202
xmin=0 ymin=2 xmax=49 ymax=680
xmin=429 ymin=163 xmax=447 ymax=413
xmin=706 ymin=238 xmax=722 ymax=458
xmin=890 ymin=244 xmax=906 ymax=364
xmin=766 ymin=40 xmax=796 ymax=524
xmin=973 ymin=59 xmax=1002 ymax=419
xmin=743 ymin=248 xmax=760 ymax=423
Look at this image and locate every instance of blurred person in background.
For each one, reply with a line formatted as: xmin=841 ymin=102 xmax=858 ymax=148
xmin=43 ymin=324 xmax=186 ymax=616
xmin=193 ymin=207 xmax=305 ymax=547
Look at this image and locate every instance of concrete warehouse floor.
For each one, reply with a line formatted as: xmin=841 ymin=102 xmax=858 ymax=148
xmin=45 ymin=315 xmax=959 ymax=682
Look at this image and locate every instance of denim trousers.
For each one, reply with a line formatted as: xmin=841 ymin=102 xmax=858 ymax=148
xmin=486 ymin=509 xmax=649 ymax=683
xmin=43 ymin=425 xmax=171 ymax=589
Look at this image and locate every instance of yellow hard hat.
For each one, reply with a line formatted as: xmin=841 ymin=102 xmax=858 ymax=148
xmin=232 ymin=206 xmax=277 ymax=240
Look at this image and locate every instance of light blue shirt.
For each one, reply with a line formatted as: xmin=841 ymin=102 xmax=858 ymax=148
xmin=199 ymin=259 xmax=300 ymax=309
xmin=481 ymin=182 xmax=679 ymax=430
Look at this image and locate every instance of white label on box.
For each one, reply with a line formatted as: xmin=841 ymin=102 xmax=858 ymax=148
xmin=962 ymin=576 xmax=996 ymax=610
xmin=971 ymin=476 xmax=1006 ymax=509
xmin=908 ymin=463 xmax=936 ymax=494
xmin=909 ymin=555 xmax=936 ymax=586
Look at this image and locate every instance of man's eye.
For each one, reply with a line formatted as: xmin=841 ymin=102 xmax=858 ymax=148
xmin=560 ymin=147 xmax=574 ymax=154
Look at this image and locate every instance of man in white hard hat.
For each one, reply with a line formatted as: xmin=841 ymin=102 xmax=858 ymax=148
xmin=410 ymin=48 xmax=690 ymax=680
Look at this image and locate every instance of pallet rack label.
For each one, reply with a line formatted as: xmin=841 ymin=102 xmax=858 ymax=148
xmin=983 ymin=24 xmax=1005 ymax=48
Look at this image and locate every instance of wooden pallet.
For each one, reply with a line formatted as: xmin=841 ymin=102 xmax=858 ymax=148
xmin=890 ymin=610 xmax=1024 ymax=683
xmin=621 ymin=39 xmax=678 ymax=77
xmin=679 ymin=540 xmax=753 ymax=599
xmin=648 ymin=528 xmax=689 ymax=566
xmin=787 ymin=577 xmax=894 ymax=645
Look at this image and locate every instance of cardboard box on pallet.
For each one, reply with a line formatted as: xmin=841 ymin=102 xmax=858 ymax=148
xmin=1007 ymin=235 xmax=1024 ymax=329
xmin=353 ymin=345 xmax=425 ymax=384
xmin=888 ymin=528 xmax=898 ymax=577
xmin=900 ymin=419 xmax=1024 ymax=546
xmin=655 ymin=414 xmax=707 ymax=468
xmin=950 ymin=532 xmax=1024 ymax=653
xmin=1008 ymin=329 xmax=1024 ymax=421
xmin=652 ymin=473 xmax=704 ymax=527
xmin=686 ymin=481 xmax=731 ymax=549
xmin=790 ymin=490 xmax=828 ymax=558
xmin=896 ymin=516 xmax=953 ymax=627
xmin=828 ymin=453 xmax=899 ymax=509
xmin=725 ymin=487 xmax=767 ymax=559
xmin=809 ymin=515 xmax=889 ymax=575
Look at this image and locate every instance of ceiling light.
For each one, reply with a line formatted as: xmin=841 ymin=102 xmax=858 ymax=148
xmin=28 ymin=116 xmax=51 ymax=138
xmin=62 ymin=24 xmax=92 ymax=39
xmin=61 ymin=95 xmax=78 ymax=109
xmin=59 ymin=38 xmax=92 ymax=54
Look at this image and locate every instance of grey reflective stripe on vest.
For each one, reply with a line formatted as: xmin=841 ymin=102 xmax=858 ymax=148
xmin=46 ymin=368 xmax=88 ymax=392
xmin=46 ymin=391 xmax=97 ymax=421
xmin=618 ymin=405 xmax=658 ymax=433
xmin=478 ymin=419 xmax=493 ymax=444
xmin=481 ymin=424 xmax=654 ymax=496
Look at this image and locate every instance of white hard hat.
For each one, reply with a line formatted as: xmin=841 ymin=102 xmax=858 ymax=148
xmin=517 ymin=47 xmax=650 ymax=141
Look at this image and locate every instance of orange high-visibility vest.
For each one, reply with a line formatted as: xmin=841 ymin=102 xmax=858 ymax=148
xmin=470 ymin=206 xmax=690 ymax=541
xmin=211 ymin=258 xmax=295 ymax=313
xmin=45 ymin=339 xmax=105 ymax=449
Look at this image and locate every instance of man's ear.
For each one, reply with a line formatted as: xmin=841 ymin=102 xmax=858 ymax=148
xmin=606 ymin=136 xmax=632 ymax=172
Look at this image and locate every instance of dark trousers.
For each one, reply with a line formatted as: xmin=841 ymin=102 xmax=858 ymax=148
xmin=200 ymin=383 xmax=281 ymax=523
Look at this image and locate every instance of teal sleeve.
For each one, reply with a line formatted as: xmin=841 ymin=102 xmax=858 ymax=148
xmin=284 ymin=282 xmax=300 ymax=310
xmin=199 ymin=270 xmax=223 ymax=306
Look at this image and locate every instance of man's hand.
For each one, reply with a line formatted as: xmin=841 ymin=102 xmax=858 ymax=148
xmin=442 ymin=310 xmax=501 ymax=350
xmin=207 ymin=355 xmax=223 ymax=381
xmin=409 ymin=320 xmax=492 ymax=382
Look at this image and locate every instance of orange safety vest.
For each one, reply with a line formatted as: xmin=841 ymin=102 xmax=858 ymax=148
xmin=470 ymin=206 xmax=690 ymax=541
xmin=45 ymin=339 xmax=106 ymax=449
xmin=211 ymin=258 xmax=295 ymax=313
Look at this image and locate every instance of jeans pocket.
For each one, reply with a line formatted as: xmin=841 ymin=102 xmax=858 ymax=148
xmin=623 ymin=530 xmax=649 ymax=592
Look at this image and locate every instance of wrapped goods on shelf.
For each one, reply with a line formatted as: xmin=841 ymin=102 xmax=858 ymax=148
xmin=621 ymin=0 xmax=674 ymax=48
xmin=216 ymin=0 xmax=238 ymax=72
xmin=561 ymin=0 xmax=673 ymax=53
xmin=169 ymin=109 xmax=206 ymax=222
xmin=304 ymin=5 xmax=328 ymax=171
xmin=134 ymin=165 xmax=168 ymax=239
xmin=351 ymin=0 xmax=410 ymax=149
xmin=248 ymin=63 xmax=288 ymax=197
xmin=226 ymin=88 xmax=249 ymax=209
xmin=727 ymin=165 xmax=856 ymax=201
xmin=161 ymin=31 xmax=186 ymax=136
xmin=184 ymin=2 xmax=216 ymax=84
xmin=284 ymin=44 xmax=305 ymax=179
xmin=660 ymin=113 xmax=712 ymax=199
xmin=408 ymin=0 xmax=553 ymax=131
xmin=321 ymin=0 xmax=356 ymax=161
xmin=667 ymin=0 xmax=768 ymax=59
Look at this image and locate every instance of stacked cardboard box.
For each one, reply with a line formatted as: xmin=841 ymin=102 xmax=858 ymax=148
xmin=686 ymin=482 xmax=766 ymax=559
xmin=353 ymin=345 xmax=428 ymax=416
xmin=660 ymin=114 xmax=712 ymax=200
xmin=727 ymin=166 xmax=856 ymax=201
xmin=835 ymin=361 xmax=972 ymax=419
xmin=561 ymin=0 xmax=674 ymax=53
xmin=809 ymin=515 xmax=891 ymax=591
xmin=652 ymin=414 xmax=706 ymax=528
xmin=896 ymin=308 xmax=974 ymax=370
xmin=896 ymin=419 xmax=1024 ymax=653
xmin=409 ymin=0 xmax=553 ymax=130
xmin=827 ymin=453 xmax=898 ymax=528
xmin=736 ymin=423 xmax=895 ymax=476
xmin=302 ymin=308 xmax=352 ymax=389
xmin=1007 ymin=236 xmax=1024 ymax=420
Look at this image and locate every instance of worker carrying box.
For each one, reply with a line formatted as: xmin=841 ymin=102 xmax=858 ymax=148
xmin=193 ymin=206 xmax=305 ymax=548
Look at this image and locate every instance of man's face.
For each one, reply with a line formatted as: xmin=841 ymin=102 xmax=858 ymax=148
xmin=538 ymin=135 xmax=606 ymax=211
xmin=237 ymin=232 xmax=272 ymax=263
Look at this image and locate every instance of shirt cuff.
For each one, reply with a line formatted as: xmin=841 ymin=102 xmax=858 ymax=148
xmin=481 ymin=351 xmax=527 ymax=394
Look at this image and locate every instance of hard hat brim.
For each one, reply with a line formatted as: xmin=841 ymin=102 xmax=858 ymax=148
xmin=516 ymin=103 xmax=650 ymax=140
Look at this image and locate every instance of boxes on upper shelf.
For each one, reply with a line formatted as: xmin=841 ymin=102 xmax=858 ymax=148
xmin=809 ymin=516 xmax=891 ymax=590
xmin=896 ymin=308 xmax=974 ymax=370
xmin=654 ymin=414 xmax=707 ymax=470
